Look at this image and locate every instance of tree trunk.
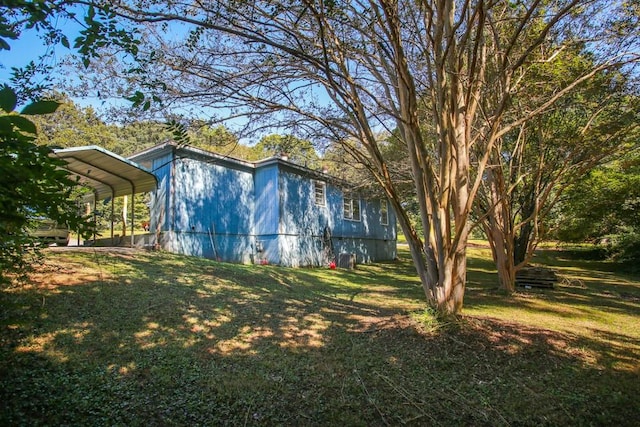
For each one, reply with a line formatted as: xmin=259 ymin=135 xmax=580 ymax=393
xmin=514 ymin=222 xmax=533 ymax=266
xmin=388 ymin=146 xmax=468 ymax=317
xmin=485 ymin=223 xmax=517 ymax=293
xmin=382 ymin=0 xmax=470 ymax=317
xmin=434 ymin=248 xmax=467 ymax=315
xmin=483 ymin=168 xmax=517 ymax=293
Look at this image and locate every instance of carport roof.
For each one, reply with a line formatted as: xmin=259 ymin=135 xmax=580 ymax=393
xmin=53 ymin=146 xmax=157 ymax=200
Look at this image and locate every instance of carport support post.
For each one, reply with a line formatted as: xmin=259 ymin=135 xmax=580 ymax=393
xmin=110 ymin=192 xmax=115 ymax=245
xmin=77 ymin=199 xmax=82 ymax=246
xmin=130 ymin=184 xmax=136 ymax=248
xmin=93 ymin=192 xmax=97 ymax=244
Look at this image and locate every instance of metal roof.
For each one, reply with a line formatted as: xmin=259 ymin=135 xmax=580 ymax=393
xmin=53 ymin=146 xmax=157 ymax=200
xmin=130 ymin=141 xmax=345 ymax=185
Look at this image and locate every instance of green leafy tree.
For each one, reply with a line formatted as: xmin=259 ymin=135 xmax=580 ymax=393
xmin=31 ymin=94 xmax=120 ymax=149
xmin=110 ymin=121 xmax=173 ymax=156
xmin=476 ymin=54 xmax=639 ymax=291
xmin=556 ymin=153 xmax=640 ymax=247
xmin=0 ymin=86 xmax=88 ymax=282
xmin=254 ymin=134 xmax=320 ymax=167
xmin=187 ymin=122 xmax=260 ymax=160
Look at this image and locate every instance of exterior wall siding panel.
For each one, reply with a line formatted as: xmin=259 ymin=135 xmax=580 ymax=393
xmin=278 ymin=169 xmax=332 ymax=267
xmin=131 ymin=143 xmax=396 ymax=266
xmin=149 ymin=152 xmax=174 ymax=234
xmin=169 ymin=158 xmax=254 ymax=262
xmin=254 ymin=165 xmax=280 ymax=264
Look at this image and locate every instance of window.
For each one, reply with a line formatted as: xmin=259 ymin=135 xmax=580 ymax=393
xmin=380 ymin=199 xmax=389 ymax=225
xmin=343 ymin=196 xmax=361 ymax=221
xmin=314 ymin=180 xmax=326 ymax=206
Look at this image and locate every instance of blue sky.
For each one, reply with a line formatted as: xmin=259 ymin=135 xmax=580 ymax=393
xmin=0 ymin=25 xmax=137 ymax=118
xmin=0 ymin=15 xmax=327 ymax=143
xmin=0 ymin=26 xmax=68 ymax=83
xmin=0 ymin=26 xmax=259 ymax=143
xmin=0 ymin=3 xmax=90 ymax=84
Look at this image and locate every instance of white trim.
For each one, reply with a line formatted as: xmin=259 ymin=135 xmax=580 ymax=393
xmin=313 ymin=180 xmax=326 ymax=206
xmin=343 ymin=196 xmax=361 ymax=221
xmin=380 ymin=199 xmax=389 ymax=225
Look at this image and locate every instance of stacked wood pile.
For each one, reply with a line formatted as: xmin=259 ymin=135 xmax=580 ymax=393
xmin=515 ymin=266 xmax=558 ymax=289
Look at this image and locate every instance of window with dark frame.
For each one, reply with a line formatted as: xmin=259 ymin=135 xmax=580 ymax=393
xmin=380 ymin=199 xmax=389 ymax=225
xmin=343 ymin=196 xmax=361 ymax=221
xmin=314 ymin=180 xmax=326 ymax=206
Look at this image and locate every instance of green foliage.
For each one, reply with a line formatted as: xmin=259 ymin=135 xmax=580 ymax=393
xmin=556 ymin=154 xmax=640 ymax=242
xmin=0 ymin=12 xmax=18 ymax=51
xmin=0 ymin=2 xmax=76 ymax=101
xmin=31 ymin=94 xmax=120 ymax=150
xmin=74 ymin=4 xmax=140 ymax=69
xmin=553 ymin=153 xmax=640 ymax=268
xmin=110 ymin=121 xmax=173 ymax=156
xmin=166 ymin=119 xmax=190 ymax=146
xmin=607 ymin=227 xmax=640 ymax=269
xmin=0 ymin=86 xmax=87 ymax=283
xmin=189 ymin=123 xmax=236 ymax=149
xmin=477 ymin=43 xmax=640 ymax=271
xmin=0 ymin=2 xmax=140 ymax=103
xmin=255 ymin=134 xmax=320 ymax=167
xmin=409 ymin=307 xmax=446 ymax=332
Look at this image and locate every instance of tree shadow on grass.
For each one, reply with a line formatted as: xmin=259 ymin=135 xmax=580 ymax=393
xmin=466 ymin=246 xmax=640 ymax=324
xmin=1 ymin=248 xmax=638 ymax=426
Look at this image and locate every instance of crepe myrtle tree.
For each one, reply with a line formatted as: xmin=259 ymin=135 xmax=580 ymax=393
xmin=477 ymin=59 xmax=639 ymax=293
xmin=61 ymin=0 xmax=638 ymax=316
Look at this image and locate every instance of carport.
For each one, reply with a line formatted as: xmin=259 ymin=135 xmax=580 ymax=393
xmin=53 ymin=146 xmax=158 ymax=246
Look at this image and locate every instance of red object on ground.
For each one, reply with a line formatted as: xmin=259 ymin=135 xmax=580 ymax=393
xmin=329 ymin=261 xmax=336 ymax=269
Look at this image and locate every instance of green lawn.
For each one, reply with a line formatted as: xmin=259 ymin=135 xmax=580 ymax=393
xmin=1 ymin=245 xmax=638 ymax=426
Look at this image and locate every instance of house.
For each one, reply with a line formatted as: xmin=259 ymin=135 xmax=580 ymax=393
xmin=129 ymin=142 xmax=397 ymax=267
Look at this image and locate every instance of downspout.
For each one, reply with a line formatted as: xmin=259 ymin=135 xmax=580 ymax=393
xmin=170 ymin=148 xmax=176 ymax=235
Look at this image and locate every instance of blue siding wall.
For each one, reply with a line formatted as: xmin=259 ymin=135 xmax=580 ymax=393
xmin=278 ymin=169 xmax=332 ymax=266
xmin=168 ymin=157 xmax=254 ymax=263
xmin=331 ymin=197 xmax=397 ymax=263
xmin=140 ymin=144 xmax=396 ymax=266
xmin=254 ymin=164 xmax=280 ymax=264
xmin=277 ymin=168 xmax=396 ymax=266
xmin=149 ymin=152 xmax=173 ymax=234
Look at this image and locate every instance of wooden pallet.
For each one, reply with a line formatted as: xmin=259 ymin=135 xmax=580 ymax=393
xmin=516 ymin=266 xmax=557 ymax=288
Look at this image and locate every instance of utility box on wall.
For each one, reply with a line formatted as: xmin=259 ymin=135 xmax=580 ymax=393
xmin=338 ymin=253 xmax=356 ymax=269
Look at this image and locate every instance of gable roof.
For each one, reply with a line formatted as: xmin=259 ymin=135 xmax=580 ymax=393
xmin=53 ymin=146 xmax=158 ymax=200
